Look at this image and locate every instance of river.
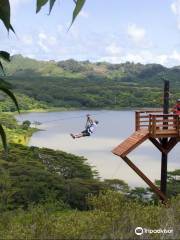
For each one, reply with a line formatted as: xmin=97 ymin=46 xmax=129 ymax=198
xmin=16 ymin=110 xmax=180 ymax=187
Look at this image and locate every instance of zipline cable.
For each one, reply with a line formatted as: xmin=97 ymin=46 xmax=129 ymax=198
xmin=31 ymin=111 xmax=107 ymax=124
xmin=110 ymin=160 xmax=122 ymax=179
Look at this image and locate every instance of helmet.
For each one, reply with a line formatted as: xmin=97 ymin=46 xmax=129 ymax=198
xmin=177 ymin=99 xmax=180 ymax=102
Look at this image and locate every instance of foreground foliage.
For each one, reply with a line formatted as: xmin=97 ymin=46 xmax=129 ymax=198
xmin=0 ymin=114 xmax=179 ymax=239
xmin=0 ymin=113 xmax=36 ymax=145
xmin=0 ymin=191 xmax=179 ymax=239
xmin=0 ymin=143 xmax=103 ymax=211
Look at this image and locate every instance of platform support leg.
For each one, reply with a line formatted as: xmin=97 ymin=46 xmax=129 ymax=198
xmin=160 ymin=138 xmax=168 ymax=195
xmin=161 ymin=152 xmax=168 ymax=194
xmin=122 ymin=156 xmax=167 ymax=202
xmin=160 ymin=80 xmax=169 ymax=196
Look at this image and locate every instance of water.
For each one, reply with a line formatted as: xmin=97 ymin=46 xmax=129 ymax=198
xmin=16 ymin=110 xmax=180 ymax=187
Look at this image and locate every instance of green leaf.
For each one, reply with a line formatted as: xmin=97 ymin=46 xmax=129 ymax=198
xmin=36 ymin=0 xmax=49 ymax=13
xmin=0 ymin=51 xmax=10 ymax=76
xmin=0 ymin=61 xmax=5 ymax=76
xmin=10 ymin=24 xmax=15 ymax=34
xmin=0 ymin=86 xmax=20 ymax=113
xmin=0 ymin=51 xmax=10 ymax=62
xmin=0 ymin=0 xmax=11 ymax=31
xmin=0 ymin=78 xmax=11 ymax=88
xmin=69 ymin=0 xmax=86 ymax=28
xmin=0 ymin=124 xmax=8 ymax=153
xmin=49 ymin=0 xmax=56 ymax=14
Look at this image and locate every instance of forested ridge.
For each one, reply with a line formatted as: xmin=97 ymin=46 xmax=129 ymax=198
xmin=2 ymin=55 xmax=180 ymax=111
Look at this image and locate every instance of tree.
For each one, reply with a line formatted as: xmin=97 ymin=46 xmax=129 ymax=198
xmin=21 ymin=120 xmax=31 ymax=130
xmin=155 ymin=169 xmax=180 ymax=197
xmin=0 ymin=143 xmax=102 ymax=210
xmin=128 ymin=187 xmax=152 ymax=202
xmin=103 ymin=179 xmax=129 ymax=193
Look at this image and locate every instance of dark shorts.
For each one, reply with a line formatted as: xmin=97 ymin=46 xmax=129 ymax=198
xmin=81 ymin=129 xmax=91 ymax=136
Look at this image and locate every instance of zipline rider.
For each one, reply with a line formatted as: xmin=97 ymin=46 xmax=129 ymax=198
xmin=173 ymin=99 xmax=180 ymax=115
xmin=71 ymin=114 xmax=99 ymax=139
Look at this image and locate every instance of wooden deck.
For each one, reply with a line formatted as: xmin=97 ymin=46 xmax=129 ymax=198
xmin=112 ymin=109 xmax=180 ymax=158
xmin=135 ymin=110 xmax=180 ymax=138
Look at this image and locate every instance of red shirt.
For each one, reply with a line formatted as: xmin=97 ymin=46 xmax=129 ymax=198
xmin=173 ymin=103 xmax=180 ymax=115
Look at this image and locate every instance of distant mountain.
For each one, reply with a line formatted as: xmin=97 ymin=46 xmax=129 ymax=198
xmin=2 ymin=55 xmax=180 ymax=110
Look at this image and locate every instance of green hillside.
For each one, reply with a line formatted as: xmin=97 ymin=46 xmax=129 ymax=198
xmin=2 ymin=55 xmax=180 ymax=111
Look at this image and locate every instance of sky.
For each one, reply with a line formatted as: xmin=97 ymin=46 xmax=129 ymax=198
xmin=1 ymin=0 xmax=180 ymax=66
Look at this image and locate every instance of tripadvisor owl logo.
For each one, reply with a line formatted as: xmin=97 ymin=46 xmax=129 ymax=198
xmin=135 ymin=226 xmax=173 ymax=236
xmin=135 ymin=227 xmax=143 ymax=235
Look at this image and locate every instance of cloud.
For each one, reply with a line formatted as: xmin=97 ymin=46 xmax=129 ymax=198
xmin=171 ymin=0 xmax=180 ymax=29
xmin=37 ymin=42 xmax=49 ymax=53
xmin=69 ymin=26 xmax=80 ymax=39
xmin=155 ymin=54 xmax=168 ymax=65
xmin=10 ymin=0 xmax=30 ymax=11
xmin=127 ymin=23 xmax=146 ymax=43
xmin=38 ymin=33 xmax=47 ymax=40
xmin=99 ymin=52 xmax=146 ymax=64
xmin=4 ymin=17 xmax=180 ymax=68
xmin=37 ymin=33 xmax=50 ymax=53
xmin=48 ymin=36 xmax=57 ymax=45
xmin=37 ymin=32 xmax=57 ymax=53
xmin=170 ymin=50 xmax=180 ymax=61
xmin=57 ymin=25 xmax=64 ymax=33
xmin=79 ymin=10 xmax=89 ymax=18
xmin=124 ymin=52 xmax=167 ymax=66
xmin=98 ymin=49 xmax=180 ymax=66
xmin=21 ymin=35 xmax=33 ymax=45
xmin=105 ymin=43 xmax=122 ymax=55
xmin=123 ymin=53 xmax=145 ymax=63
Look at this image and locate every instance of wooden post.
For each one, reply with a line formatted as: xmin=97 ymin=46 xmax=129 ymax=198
xmin=160 ymin=80 xmax=169 ymax=195
xmin=152 ymin=115 xmax=156 ymax=137
xmin=122 ymin=156 xmax=167 ymax=201
xmin=135 ymin=111 xmax=140 ymax=131
xmin=148 ymin=114 xmax=151 ymax=133
xmin=177 ymin=115 xmax=180 ymax=136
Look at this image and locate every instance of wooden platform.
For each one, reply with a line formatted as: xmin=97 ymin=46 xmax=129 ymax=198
xmin=155 ymin=129 xmax=179 ymax=138
xmin=112 ymin=110 xmax=180 ymax=158
xmin=112 ymin=129 xmax=149 ymax=157
xmin=136 ymin=110 xmax=180 ymax=138
xmin=112 ymin=108 xmax=179 ymax=202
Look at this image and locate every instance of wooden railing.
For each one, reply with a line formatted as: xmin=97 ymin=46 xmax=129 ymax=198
xmin=135 ymin=110 xmax=180 ymax=137
xmin=149 ymin=114 xmax=180 ymax=137
xmin=135 ymin=110 xmax=162 ymax=131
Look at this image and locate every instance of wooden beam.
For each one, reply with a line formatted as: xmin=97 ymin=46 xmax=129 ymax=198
xmin=149 ymin=138 xmax=168 ymax=154
xmin=150 ymin=137 xmax=178 ymax=154
xmin=165 ymin=137 xmax=178 ymax=153
xmin=122 ymin=156 xmax=167 ymax=202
